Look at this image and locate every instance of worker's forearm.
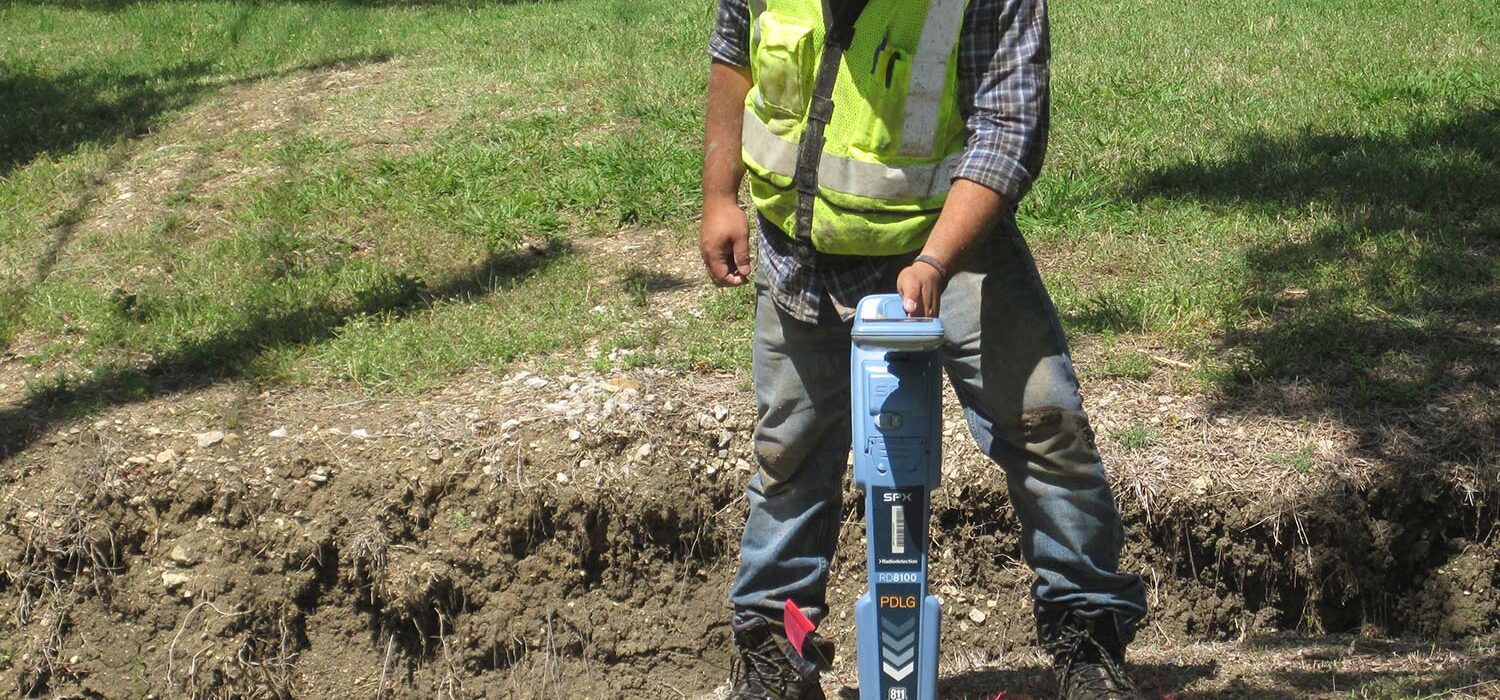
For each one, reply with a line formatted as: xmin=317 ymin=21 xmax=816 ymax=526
xmin=921 ymin=178 xmax=1008 ymax=270
xmin=703 ymin=60 xmax=753 ymax=208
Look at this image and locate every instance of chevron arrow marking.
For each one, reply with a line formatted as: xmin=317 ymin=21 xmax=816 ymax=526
xmin=882 ymin=661 xmax=915 ymax=681
xmin=881 ymin=630 xmax=915 ymax=649
xmin=882 ymin=645 xmax=915 ymax=666
xmin=880 ymin=616 xmax=917 ymax=635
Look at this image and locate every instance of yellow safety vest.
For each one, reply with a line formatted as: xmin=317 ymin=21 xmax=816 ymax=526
xmin=743 ymin=0 xmax=969 ymax=256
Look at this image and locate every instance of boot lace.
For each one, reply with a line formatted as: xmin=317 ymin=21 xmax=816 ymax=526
xmin=729 ymin=641 xmax=802 ymax=698
xmin=1048 ymin=624 xmax=1139 ymax=697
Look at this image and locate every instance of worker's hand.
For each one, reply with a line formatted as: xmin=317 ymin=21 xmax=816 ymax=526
xmin=700 ymin=200 xmax=752 ymax=287
xmin=896 ymin=261 xmax=946 ymax=318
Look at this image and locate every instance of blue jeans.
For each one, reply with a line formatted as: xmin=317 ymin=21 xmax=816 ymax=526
xmin=729 ymin=219 xmax=1147 ymax=635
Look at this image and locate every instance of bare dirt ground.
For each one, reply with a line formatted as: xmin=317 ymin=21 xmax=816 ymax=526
xmin=2 ymin=56 xmax=1496 ymax=699
xmin=1 ymin=337 xmax=1496 ymax=697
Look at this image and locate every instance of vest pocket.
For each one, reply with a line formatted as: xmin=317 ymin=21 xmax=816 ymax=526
xmin=752 ymin=13 xmax=816 ymax=120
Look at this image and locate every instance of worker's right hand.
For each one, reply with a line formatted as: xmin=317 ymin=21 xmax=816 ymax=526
xmin=699 ymin=200 xmax=752 ymax=287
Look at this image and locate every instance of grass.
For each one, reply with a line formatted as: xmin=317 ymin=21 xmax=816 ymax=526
xmin=1273 ymin=445 xmax=1318 ymax=474
xmin=1114 ymin=424 xmax=1157 ymax=452
xmin=0 ymin=0 xmax=1495 ymax=429
xmin=0 ymin=0 xmax=712 ymax=397
xmin=1086 ymin=333 xmax=1155 ymax=380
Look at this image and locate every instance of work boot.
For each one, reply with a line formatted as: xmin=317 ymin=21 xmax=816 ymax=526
xmin=1038 ymin=609 xmax=1145 ymax=700
xmin=727 ymin=615 xmax=830 ymax=700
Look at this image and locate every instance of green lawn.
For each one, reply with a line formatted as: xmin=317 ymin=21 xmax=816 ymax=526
xmin=0 ymin=0 xmax=1494 ymax=415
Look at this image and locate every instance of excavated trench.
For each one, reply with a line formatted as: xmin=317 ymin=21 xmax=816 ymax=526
xmin=0 ymin=371 xmax=1494 ymax=697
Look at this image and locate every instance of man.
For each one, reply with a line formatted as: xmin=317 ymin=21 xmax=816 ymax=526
xmin=700 ymin=0 xmax=1148 ymax=698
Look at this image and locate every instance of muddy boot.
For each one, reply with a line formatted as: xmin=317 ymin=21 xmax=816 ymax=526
xmin=727 ymin=615 xmax=831 ymax=700
xmin=1038 ymin=609 xmax=1145 ymax=700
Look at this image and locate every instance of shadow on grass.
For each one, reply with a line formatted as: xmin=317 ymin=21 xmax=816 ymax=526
xmin=0 ymin=238 xmax=569 ymax=459
xmin=1128 ymin=107 xmax=1498 ymax=635
xmin=621 ymin=268 xmax=690 ymax=307
xmin=1 ymin=50 xmax=396 ymax=356
xmin=11 ymin=0 xmax=559 ymax=10
xmin=1137 ymin=109 xmax=1495 ymax=395
xmin=0 ymin=51 xmax=394 ymax=178
xmin=1 ymin=59 xmax=212 ymax=176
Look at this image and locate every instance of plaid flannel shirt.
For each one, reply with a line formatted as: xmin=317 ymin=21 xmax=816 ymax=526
xmin=710 ymin=0 xmax=1050 ymax=322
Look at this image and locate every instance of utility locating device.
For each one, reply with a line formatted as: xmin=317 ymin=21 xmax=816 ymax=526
xmin=851 ymin=294 xmax=943 ymax=700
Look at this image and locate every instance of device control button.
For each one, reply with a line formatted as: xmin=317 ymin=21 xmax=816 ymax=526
xmin=869 ymin=439 xmax=891 ymax=474
xmin=875 ymin=412 xmax=903 ymax=430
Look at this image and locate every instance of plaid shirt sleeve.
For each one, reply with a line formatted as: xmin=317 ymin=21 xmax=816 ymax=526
xmin=954 ymin=0 xmax=1051 ymax=204
xmin=710 ymin=0 xmax=752 ymax=67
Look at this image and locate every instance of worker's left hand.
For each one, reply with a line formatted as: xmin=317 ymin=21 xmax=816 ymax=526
xmin=897 ymin=261 xmax=947 ymax=318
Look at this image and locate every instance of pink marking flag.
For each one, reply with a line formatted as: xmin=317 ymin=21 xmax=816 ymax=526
xmin=782 ymin=601 xmax=816 ymax=657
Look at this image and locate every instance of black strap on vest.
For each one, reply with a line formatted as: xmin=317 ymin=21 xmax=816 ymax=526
xmin=790 ymin=0 xmax=871 ymax=251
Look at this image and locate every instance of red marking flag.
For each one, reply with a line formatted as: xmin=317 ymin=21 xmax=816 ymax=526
xmin=783 ymin=601 xmax=816 ymax=657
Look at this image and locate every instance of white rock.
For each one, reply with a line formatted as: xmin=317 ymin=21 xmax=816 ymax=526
xmin=169 ymin=544 xmax=196 ymax=566
xmin=968 ymin=608 xmax=987 ymax=624
xmin=713 ymin=405 xmax=729 ymax=422
xmin=155 ymin=449 xmax=178 ymax=464
xmin=568 ymin=429 xmax=582 ymax=442
xmin=525 ymin=377 xmax=549 ymax=389
xmin=195 ymin=431 xmax=225 ymax=448
xmin=501 ymin=418 xmax=522 ymax=430
xmin=268 ymin=427 xmax=288 ymax=438
xmin=556 ymin=472 xmax=571 ymax=484
xmin=162 ymin=571 xmax=191 ymax=591
xmin=351 ymin=428 xmax=369 ymax=439
xmin=637 ymin=443 xmax=654 ymax=458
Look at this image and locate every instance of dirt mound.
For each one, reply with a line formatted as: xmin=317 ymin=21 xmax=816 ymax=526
xmin=0 ymin=370 xmax=748 ymax=697
xmin=1 ymin=356 xmax=1495 ymax=697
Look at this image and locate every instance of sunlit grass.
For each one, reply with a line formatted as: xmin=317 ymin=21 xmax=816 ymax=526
xmin=0 ymin=0 xmax=1493 ymax=407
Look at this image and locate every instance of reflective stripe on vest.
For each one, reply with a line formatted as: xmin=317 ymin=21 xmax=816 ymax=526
xmin=748 ymin=0 xmax=765 ymax=45
xmin=898 ymin=0 xmax=967 ymax=157
xmin=742 ymin=107 xmax=962 ymax=200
